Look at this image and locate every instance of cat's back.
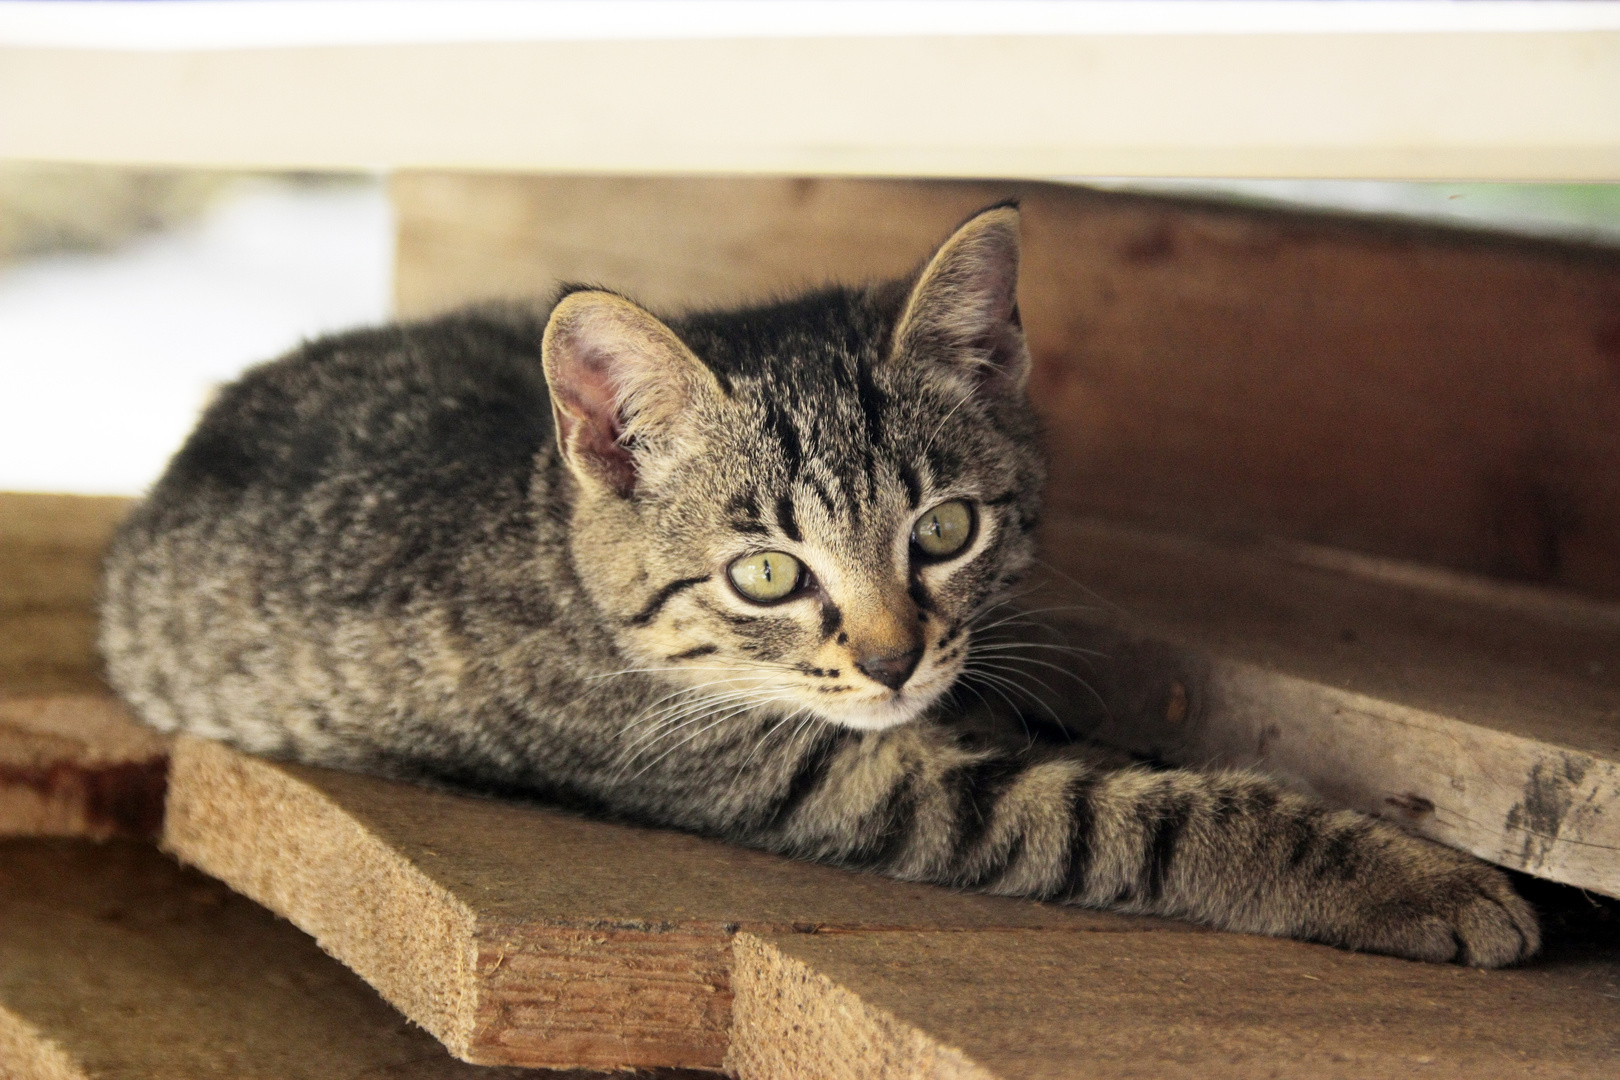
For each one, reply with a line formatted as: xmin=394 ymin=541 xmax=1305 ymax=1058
xmin=139 ymin=308 xmax=552 ymax=530
xmin=100 ymin=308 xmax=560 ymax=753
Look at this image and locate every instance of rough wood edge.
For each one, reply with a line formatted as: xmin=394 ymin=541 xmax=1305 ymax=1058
xmin=160 ymin=735 xmax=481 ymax=1058
xmin=471 ymin=923 xmax=732 ymax=1071
xmin=161 ymin=737 xmax=734 ymax=1071
xmin=725 ymin=932 xmax=992 ymax=1080
xmin=0 ymin=694 xmax=169 ymax=840
xmin=0 ymin=1006 xmax=84 ymax=1080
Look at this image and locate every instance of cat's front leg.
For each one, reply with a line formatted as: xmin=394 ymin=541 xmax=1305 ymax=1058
xmin=753 ymin=726 xmax=1539 ymax=967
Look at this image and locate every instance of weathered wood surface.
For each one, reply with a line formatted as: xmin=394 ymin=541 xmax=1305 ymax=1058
xmin=1037 ymin=518 xmax=1620 ymax=898
xmin=162 ymin=738 xmax=1620 ymax=1078
xmin=0 ymin=838 xmax=699 ymax=1080
xmin=0 ymin=492 xmax=130 ymax=697
xmin=0 ymin=495 xmax=168 ymax=838
xmin=728 ymin=908 xmax=1620 ymax=1080
xmin=161 ymin=735 xmax=1183 ymax=1071
xmin=394 ymin=173 xmax=1620 ymax=602
xmin=0 ymin=693 xmax=167 ymax=839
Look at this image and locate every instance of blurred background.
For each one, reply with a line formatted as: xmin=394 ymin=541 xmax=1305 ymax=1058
xmin=0 ymin=166 xmax=392 ymax=494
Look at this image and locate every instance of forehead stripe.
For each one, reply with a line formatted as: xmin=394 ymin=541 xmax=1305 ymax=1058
xmin=766 ymin=400 xmax=804 ymax=481
xmin=900 ymin=463 xmax=922 ymax=510
xmin=776 ymin=492 xmax=802 ymax=542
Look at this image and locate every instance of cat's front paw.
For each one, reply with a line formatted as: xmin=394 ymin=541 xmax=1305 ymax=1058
xmin=1330 ymin=833 xmax=1540 ymax=968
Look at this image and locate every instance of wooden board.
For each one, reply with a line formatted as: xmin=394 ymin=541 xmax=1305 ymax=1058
xmin=160 ymin=738 xmax=1620 ymax=1078
xmin=0 ymin=693 xmax=167 ymax=839
xmin=0 ymin=492 xmax=130 ymax=696
xmin=0 ymin=495 xmax=167 ymax=839
xmin=0 ymin=838 xmax=699 ymax=1080
xmin=392 ymin=174 xmax=1620 ymax=603
xmin=160 ymin=735 xmax=1186 ymax=1071
xmin=1035 ymin=518 xmax=1620 ymax=898
xmin=728 ymin=907 xmax=1620 ymax=1080
xmin=4 ymin=24 xmax=1619 ymax=179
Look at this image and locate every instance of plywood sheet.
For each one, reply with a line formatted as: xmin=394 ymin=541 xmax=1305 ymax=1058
xmin=0 ymin=838 xmax=699 ymax=1080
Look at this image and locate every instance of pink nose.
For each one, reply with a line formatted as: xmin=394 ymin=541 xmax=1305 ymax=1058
xmin=856 ymin=646 xmax=923 ymax=691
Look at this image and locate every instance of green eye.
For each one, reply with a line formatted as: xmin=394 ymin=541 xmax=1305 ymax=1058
xmin=912 ymin=500 xmax=975 ymax=559
xmin=728 ymin=551 xmax=804 ymax=603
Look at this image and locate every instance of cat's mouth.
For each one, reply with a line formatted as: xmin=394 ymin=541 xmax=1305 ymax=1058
xmin=808 ymin=667 xmax=959 ymax=732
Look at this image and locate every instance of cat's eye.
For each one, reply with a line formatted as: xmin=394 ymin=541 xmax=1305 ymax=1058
xmin=912 ymin=500 xmax=975 ymax=560
xmin=728 ymin=551 xmax=804 ymax=603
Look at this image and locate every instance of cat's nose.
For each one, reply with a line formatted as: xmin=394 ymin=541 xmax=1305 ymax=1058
xmin=856 ymin=645 xmax=923 ymax=691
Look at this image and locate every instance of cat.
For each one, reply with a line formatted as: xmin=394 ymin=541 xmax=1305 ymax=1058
xmin=100 ymin=204 xmax=1538 ymax=967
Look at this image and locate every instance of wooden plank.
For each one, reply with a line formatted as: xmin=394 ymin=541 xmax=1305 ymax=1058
xmin=161 ymin=736 xmax=1620 ymax=1076
xmin=0 ymin=492 xmax=131 ymax=696
xmin=0 ymin=693 xmax=167 ymax=839
xmin=392 ymin=173 xmax=1620 ymax=602
xmin=0 ymin=495 xmax=166 ymax=838
xmin=160 ymin=735 xmax=1187 ymax=1071
xmin=727 ymin=910 xmax=1620 ymax=1080
xmin=1034 ymin=518 xmax=1620 ymax=898
xmin=3 ymin=23 xmax=1619 ymax=179
xmin=0 ymin=838 xmax=697 ymax=1080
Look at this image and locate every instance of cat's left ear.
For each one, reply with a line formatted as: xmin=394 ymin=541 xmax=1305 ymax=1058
xmin=541 ymin=290 xmax=723 ymax=498
xmin=891 ymin=202 xmax=1029 ymax=396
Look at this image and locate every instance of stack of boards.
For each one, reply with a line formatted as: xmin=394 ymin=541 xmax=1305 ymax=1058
xmin=2 ymin=488 xmax=1617 ymax=1079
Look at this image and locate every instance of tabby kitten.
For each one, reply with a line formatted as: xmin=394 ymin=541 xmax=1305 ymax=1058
xmin=101 ymin=205 xmax=1538 ymax=967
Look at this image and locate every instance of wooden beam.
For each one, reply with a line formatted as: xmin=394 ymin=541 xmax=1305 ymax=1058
xmin=0 ymin=838 xmax=702 ymax=1079
xmin=393 ymin=174 xmax=1620 ymax=601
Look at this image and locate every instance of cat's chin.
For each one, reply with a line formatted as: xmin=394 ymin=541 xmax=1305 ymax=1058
xmin=813 ymin=684 xmax=950 ymax=732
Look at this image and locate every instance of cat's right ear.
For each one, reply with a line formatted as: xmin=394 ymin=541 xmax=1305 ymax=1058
xmin=541 ymin=290 xmax=722 ymax=498
xmin=891 ymin=202 xmax=1028 ymax=397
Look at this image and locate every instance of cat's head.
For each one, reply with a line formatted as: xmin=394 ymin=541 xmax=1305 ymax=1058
xmin=541 ymin=204 xmax=1044 ymax=731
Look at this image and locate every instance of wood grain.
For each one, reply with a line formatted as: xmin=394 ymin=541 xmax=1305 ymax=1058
xmin=728 ymin=922 xmax=1620 ymax=1080
xmin=1034 ymin=517 xmax=1620 ymax=897
xmin=393 ymin=173 xmax=1620 ymax=600
xmin=0 ymin=838 xmax=699 ymax=1080
xmin=0 ymin=492 xmax=130 ymax=697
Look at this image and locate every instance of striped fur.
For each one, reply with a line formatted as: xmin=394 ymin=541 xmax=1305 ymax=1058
xmin=100 ymin=206 xmax=1538 ymax=967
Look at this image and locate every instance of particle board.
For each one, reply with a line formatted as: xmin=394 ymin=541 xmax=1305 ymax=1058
xmin=727 ymin=906 xmax=1620 ymax=1080
xmin=0 ymin=838 xmax=700 ymax=1080
xmin=160 ymin=735 xmax=1188 ymax=1071
xmin=392 ymin=173 xmax=1620 ymax=601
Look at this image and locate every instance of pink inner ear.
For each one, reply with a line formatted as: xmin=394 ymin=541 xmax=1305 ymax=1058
xmin=553 ymin=340 xmax=638 ymax=495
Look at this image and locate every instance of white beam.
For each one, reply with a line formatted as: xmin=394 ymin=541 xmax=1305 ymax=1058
xmin=1 ymin=4 xmax=1617 ymax=179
